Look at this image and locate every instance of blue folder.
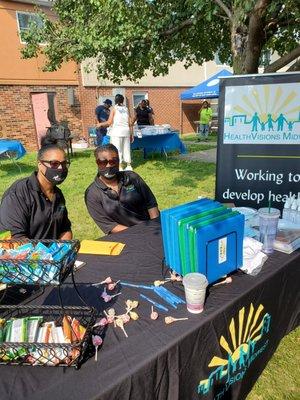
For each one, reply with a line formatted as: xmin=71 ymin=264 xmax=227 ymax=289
xmin=179 ymin=207 xmax=232 ymax=275
xmin=160 ymin=198 xmax=211 ymax=268
xmin=190 ymin=212 xmax=244 ymax=283
xmin=169 ymin=200 xmax=221 ymax=272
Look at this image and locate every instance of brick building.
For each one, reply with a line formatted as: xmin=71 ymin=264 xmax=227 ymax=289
xmin=79 ymin=60 xmax=229 ymax=137
xmin=0 ymin=0 xmax=81 ymax=151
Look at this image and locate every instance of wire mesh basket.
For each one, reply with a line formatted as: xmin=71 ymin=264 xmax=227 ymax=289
xmin=0 ymin=305 xmax=97 ymax=369
xmin=0 ymin=240 xmax=80 ymax=285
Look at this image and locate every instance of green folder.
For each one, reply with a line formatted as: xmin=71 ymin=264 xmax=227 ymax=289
xmin=178 ymin=206 xmax=228 ymax=275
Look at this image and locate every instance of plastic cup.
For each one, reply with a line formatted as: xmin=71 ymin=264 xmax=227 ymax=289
xmin=258 ymin=208 xmax=280 ymax=254
xmin=182 ymin=273 xmax=208 ymax=314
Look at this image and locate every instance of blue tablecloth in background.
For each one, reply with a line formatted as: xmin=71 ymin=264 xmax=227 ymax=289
xmin=131 ymin=131 xmax=186 ymax=158
xmin=0 ymin=139 xmax=26 ymax=159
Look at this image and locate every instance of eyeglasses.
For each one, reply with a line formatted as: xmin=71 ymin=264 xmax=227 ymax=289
xmin=96 ymin=157 xmax=119 ymax=168
xmin=40 ymin=160 xmax=70 ymax=169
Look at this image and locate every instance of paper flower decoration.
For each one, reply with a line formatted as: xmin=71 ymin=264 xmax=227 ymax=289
xmin=129 ymin=311 xmax=139 ymax=320
xmin=101 ymin=277 xmax=113 ymax=284
xmin=93 ymin=317 xmax=108 ymax=328
xmin=131 ymin=300 xmax=139 ymax=309
xmin=120 ymin=313 xmax=131 ymax=323
xmin=101 ymin=288 xmax=122 ymax=303
xmin=107 ymin=280 xmax=120 ymax=291
xmin=154 ymin=280 xmax=165 ymax=287
xmin=104 ymin=308 xmax=116 ymax=324
xmin=92 ymin=335 xmax=103 ymax=361
xmin=150 ymin=306 xmax=159 ymax=320
xmin=164 ymin=316 xmax=188 ymax=325
xmin=115 ymin=318 xmax=128 ymax=337
xmin=125 ymin=299 xmax=139 ymax=312
xmin=213 ymin=276 xmax=232 ymax=286
xmin=125 ymin=299 xmax=133 ymax=309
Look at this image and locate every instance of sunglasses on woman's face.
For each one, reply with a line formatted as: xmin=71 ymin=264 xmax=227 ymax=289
xmin=96 ymin=157 xmax=119 ymax=168
xmin=40 ymin=160 xmax=70 ymax=169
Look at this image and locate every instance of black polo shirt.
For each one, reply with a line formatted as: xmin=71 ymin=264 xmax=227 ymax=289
xmin=0 ymin=172 xmax=71 ymax=239
xmin=85 ymin=171 xmax=158 ymax=234
xmin=135 ymin=106 xmax=151 ymax=126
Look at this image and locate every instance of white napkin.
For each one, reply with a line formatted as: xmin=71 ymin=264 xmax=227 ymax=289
xmin=240 ymin=237 xmax=268 ymax=276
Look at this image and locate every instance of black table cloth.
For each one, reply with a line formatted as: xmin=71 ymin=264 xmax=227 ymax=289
xmin=0 ymin=219 xmax=299 ymax=400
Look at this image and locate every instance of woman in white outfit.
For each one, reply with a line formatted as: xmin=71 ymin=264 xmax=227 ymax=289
xmin=98 ymin=94 xmax=133 ymax=171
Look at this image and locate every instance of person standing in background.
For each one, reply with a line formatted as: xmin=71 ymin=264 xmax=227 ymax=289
xmin=95 ymin=99 xmax=112 ymax=146
xmin=198 ymin=101 xmax=213 ymax=141
xmin=145 ymin=99 xmax=154 ymax=115
xmin=133 ymin=99 xmax=154 ymax=128
xmin=98 ymin=94 xmax=133 ymax=171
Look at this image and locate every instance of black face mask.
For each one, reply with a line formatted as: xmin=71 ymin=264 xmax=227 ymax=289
xmin=98 ymin=166 xmax=119 ymax=180
xmin=44 ymin=167 xmax=68 ymax=185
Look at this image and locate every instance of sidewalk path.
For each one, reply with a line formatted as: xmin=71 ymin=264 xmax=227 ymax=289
xmin=176 ymin=141 xmax=217 ymax=163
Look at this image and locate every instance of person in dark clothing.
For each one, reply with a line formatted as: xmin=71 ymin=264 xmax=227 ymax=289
xmin=85 ymin=143 xmax=159 ymax=234
xmin=0 ymin=137 xmax=72 ymax=239
xmin=133 ymin=99 xmax=154 ymax=128
xmin=145 ymin=99 xmax=154 ymax=115
xmin=95 ymin=99 xmax=112 ymax=145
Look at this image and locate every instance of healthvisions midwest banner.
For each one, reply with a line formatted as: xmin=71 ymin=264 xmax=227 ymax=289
xmin=215 ymin=73 xmax=300 ymax=211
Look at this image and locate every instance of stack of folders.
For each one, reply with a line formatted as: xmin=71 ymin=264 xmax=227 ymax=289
xmin=161 ymin=199 xmax=245 ymax=284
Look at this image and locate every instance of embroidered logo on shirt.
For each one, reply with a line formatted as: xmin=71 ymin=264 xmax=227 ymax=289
xmin=57 ymin=204 xmax=66 ymax=213
xmin=125 ymin=185 xmax=136 ymax=193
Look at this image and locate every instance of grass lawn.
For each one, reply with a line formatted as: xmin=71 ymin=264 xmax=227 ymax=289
xmin=181 ymin=132 xmax=218 ymax=142
xmin=0 ymin=149 xmax=299 ymax=399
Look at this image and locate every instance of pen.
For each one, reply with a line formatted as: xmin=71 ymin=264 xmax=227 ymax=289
xmin=140 ymin=294 xmax=169 ymax=312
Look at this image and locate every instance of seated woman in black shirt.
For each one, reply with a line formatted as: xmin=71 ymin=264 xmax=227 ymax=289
xmin=0 ymin=137 xmax=72 ymax=239
xmin=133 ymin=99 xmax=154 ymax=128
xmin=85 ymin=144 xmax=159 ymax=234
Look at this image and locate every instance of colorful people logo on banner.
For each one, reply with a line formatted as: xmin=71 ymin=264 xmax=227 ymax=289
xmin=223 ymin=83 xmax=300 ymax=144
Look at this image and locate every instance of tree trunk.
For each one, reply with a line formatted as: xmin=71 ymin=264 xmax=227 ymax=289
xmin=264 ymin=45 xmax=300 ymax=72
xmin=231 ymin=0 xmax=270 ymax=74
xmin=287 ymin=59 xmax=300 ymax=72
xmin=230 ymin=9 xmax=248 ymax=74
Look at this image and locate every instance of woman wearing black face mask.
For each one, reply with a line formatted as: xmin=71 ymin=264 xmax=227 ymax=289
xmin=0 ymin=136 xmax=72 ymax=240
xmin=85 ymin=144 xmax=159 ymax=234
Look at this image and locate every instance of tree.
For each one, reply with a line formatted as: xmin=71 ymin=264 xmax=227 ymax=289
xmin=22 ymin=0 xmax=300 ymax=81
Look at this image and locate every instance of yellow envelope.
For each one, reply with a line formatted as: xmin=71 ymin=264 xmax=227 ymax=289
xmin=79 ymin=240 xmax=125 ymax=256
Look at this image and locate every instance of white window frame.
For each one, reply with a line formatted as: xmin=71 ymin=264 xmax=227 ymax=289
xmin=16 ymin=11 xmax=45 ymax=45
xmin=132 ymin=91 xmax=148 ymax=109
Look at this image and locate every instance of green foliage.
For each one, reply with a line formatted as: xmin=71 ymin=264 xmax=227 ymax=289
xmin=23 ymin=0 xmax=299 ymax=77
xmin=19 ymin=0 xmax=300 ymax=78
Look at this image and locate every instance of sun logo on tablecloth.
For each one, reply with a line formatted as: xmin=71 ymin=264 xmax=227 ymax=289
xmin=197 ymin=303 xmax=271 ymax=396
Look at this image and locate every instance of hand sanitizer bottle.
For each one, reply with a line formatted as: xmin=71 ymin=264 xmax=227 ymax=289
xmin=290 ymin=201 xmax=298 ymax=223
xmin=296 ymin=206 xmax=300 ymax=225
xmin=282 ymin=198 xmax=291 ymax=221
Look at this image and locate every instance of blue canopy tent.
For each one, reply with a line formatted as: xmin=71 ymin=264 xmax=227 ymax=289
xmin=180 ymin=69 xmax=232 ymax=100
xmin=179 ymin=69 xmax=232 ymax=133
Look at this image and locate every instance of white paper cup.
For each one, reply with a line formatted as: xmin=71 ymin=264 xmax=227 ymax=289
xmin=183 ymin=273 xmax=208 ymax=314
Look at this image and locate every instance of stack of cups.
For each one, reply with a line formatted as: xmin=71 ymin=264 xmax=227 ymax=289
xmin=182 ymin=273 xmax=208 ymax=314
xmin=258 ymin=207 xmax=280 ymax=254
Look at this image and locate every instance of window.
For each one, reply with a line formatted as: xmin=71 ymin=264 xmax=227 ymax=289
xmin=132 ymin=92 xmax=148 ymax=108
xmin=16 ymin=11 xmax=44 ymax=43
